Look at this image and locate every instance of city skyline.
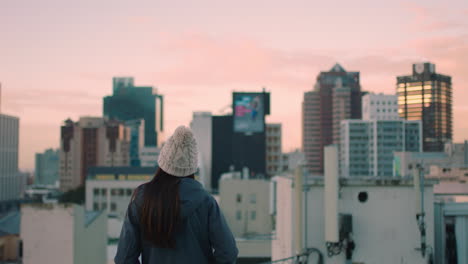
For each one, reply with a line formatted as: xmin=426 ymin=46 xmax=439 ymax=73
xmin=1 ymin=0 xmax=468 ymax=170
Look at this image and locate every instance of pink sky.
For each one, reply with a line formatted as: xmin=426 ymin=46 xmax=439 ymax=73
xmin=1 ymin=0 xmax=467 ymax=170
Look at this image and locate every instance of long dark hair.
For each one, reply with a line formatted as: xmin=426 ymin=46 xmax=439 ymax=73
xmin=139 ymin=168 xmax=194 ymax=248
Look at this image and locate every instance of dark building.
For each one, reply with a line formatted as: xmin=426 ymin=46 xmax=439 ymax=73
xmin=209 ymin=91 xmax=270 ymax=191
xmin=302 ymin=64 xmax=362 ymax=175
xmin=103 ymin=77 xmax=164 ymax=147
xmin=397 ymin=62 xmax=452 ymax=152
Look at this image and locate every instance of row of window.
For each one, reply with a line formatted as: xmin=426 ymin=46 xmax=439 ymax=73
xmin=236 ymin=210 xmax=256 ymax=221
xmin=93 ymin=188 xmax=134 ymax=196
xmin=93 ymin=202 xmax=117 ymax=212
xmin=236 ymin=193 xmax=256 ymax=204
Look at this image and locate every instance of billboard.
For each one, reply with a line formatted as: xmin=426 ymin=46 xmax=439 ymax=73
xmin=233 ymin=93 xmax=265 ymax=133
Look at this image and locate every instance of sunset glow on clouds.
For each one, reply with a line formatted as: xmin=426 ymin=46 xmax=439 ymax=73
xmin=1 ymin=0 xmax=467 ymax=170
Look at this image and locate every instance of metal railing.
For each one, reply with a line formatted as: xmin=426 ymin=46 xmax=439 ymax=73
xmin=258 ymin=248 xmax=323 ymax=264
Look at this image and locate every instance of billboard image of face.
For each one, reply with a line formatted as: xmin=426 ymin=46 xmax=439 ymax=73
xmin=233 ymin=93 xmax=264 ymax=133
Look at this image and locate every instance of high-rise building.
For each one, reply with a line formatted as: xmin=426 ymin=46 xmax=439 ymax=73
xmin=59 ymin=117 xmax=131 ymax=192
xmin=397 ymin=62 xmax=452 ymax=152
xmin=0 ymin=113 xmax=20 ymax=204
xmin=103 ymin=77 xmax=164 ymax=147
xmin=190 ymin=91 xmax=270 ymax=191
xmin=302 ymin=64 xmax=362 ymax=175
xmin=362 ymin=93 xmax=399 ymax=121
xmin=266 ymin=123 xmax=282 ymax=177
xmin=190 ymin=112 xmax=213 ymax=189
xmin=340 ymin=119 xmax=422 ymax=177
xmin=35 ymin=148 xmax=59 ymax=186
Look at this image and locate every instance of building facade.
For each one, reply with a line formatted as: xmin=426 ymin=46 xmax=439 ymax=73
xmin=219 ymin=175 xmax=272 ymax=238
xmin=21 ymin=204 xmax=107 ymax=264
xmin=397 ymin=62 xmax=452 ymax=152
xmin=103 ymin=77 xmax=164 ymax=147
xmin=394 ymin=141 xmax=468 ymax=178
xmin=0 ymin=114 xmax=21 ymax=204
xmin=35 ymin=148 xmax=59 ymax=186
xmin=362 ymin=93 xmax=399 ymax=120
xmin=266 ymin=124 xmax=282 ymax=177
xmin=190 ymin=112 xmax=213 ymax=190
xmin=59 ymin=117 xmax=131 ymax=192
xmin=340 ymin=119 xmax=422 ymax=177
xmin=85 ymin=167 xmax=154 ymax=218
xmin=303 ymin=64 xmax=362 ymax=175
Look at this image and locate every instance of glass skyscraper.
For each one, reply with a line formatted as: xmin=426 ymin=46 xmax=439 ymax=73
xmin=397 ymin=63 xmax=452 ymax=152
xmin=103 ymin=77 xmax=164 ymax=148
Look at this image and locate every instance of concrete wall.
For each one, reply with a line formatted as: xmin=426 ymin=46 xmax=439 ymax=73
xmin=273 ymin=176 xmax=436 ymax=264
xmin=74 ymin=207 xmax=107 ymax=264
xmin=271 ymin=176 xmax=295 ymax=261
xmin=21 ymin=204 xmax=74 ymax=264
xmin=219 ymin=178 xmax=272 ymax=237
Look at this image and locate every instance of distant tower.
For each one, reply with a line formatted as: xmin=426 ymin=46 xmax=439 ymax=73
xmin=302 ymin=64 xmax=362 ymax=175
xmin=103 ymin=77 xmax=164 ymax=147
xmin=397 ymin=63 xmax=452 ymax=152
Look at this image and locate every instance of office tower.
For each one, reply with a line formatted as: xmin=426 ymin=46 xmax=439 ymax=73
xmin=103 ymin=77 xmax=164 ymax=147
xmin=340 ymin=119 xmax=422 ymax=177
xmin=0 ymin=113 xmax=20 ymax=203
xmin=303 ymin=64 xmax=361 ymax=175
xmin=362 ymin=93 xmax=399 ymax=121
xmin=266 ymin=123 xmax=283 ymax=177
xmin=35 ymin=149 xmax=59 ymax=186
xmin=397 ymin=62 xmax=452 ymax=152
xmin=190 ymin=91 xmax=270 ymax=191
xmin=59 ymin=117 xmax=130 ymax=192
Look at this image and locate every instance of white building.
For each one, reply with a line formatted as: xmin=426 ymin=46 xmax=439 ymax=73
xmin=219 ymin=173 xmax=272 ymax=262
xmin=283 ymin=149 xmax=305 ymax=172
xmin=139 ymin=146 xmax=160 ymax=168
xmin=394 ymin=141 xmax=468 ymax=178
xmin=362 ymin=93 xmax=399 ymax=121
xmin=266 ymin=123 xmax=283 ymax=177
xmin=85 ymin=167 xmax=154 ymax=219
xmin=341 ymin=119 xmax=422 ymax=177
xmin=0 ymin=113 xmax=21 ymax=205
xmin=190 ymin=112 xmax=213 ymax=190
xmin=272 ymin=146 xmax=436 ymax=264
xmin=21 ymin=203 xmax=107 ymax=264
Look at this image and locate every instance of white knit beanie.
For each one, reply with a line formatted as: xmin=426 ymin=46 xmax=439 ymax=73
xmin=158 ymin=126 xmax=199 ymax=177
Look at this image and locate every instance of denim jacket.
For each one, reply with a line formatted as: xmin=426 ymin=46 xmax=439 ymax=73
xmin=115 ymin=178 xmax=238 ymax=264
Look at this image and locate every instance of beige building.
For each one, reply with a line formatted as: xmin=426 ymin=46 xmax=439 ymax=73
xmin=59 ymin=117 xmax=131 ymax=192
xmin=0 ymin=211 xmax=20 ymax=263
xmin=21 ymin=204 xmax=107 ymax=264
xmin=266 ymin=123 xmax=283 ymax=177
xmin=219 ymin=175 xmax=272 ymax=237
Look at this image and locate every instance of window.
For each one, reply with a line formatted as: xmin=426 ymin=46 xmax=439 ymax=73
xmin=111 ymin=203 xmax=117 ymax=212
xmin=250 ymin=194 xmax=256 ymax=204
xmin=236 ymin=194 xmax=242 ymax=203
xmin=93 ymin=202 xmax=99 ymax=211
xmin=236 ymin=210 xmax=242 ymax=221
xmin=111 ymin=189 xmax=117 ymax=196
xmin=251 ymin=211 xmax=256 ymax=220
xmin=101 ymin=189 xmax=107 ymax=196
xmin=119 ymin=189 xmax=124 ymax=196
xmin=93 ymin=188 xmax=99 ymax=196
xmin=127 ymin=189 xmax=133 ymax=196
xmin=102 ymin=203 xmax=107 ymax=210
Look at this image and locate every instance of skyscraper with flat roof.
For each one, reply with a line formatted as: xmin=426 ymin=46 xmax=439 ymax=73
xmin=302 ymin=64 xmax=362 ymax=175
xmin=397 ymin=63 xmax=452 ymax=152
xmin=103 ymin=77 xmax=164 ymax=147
